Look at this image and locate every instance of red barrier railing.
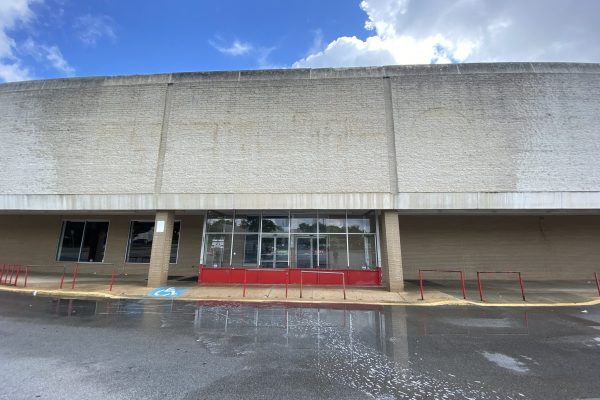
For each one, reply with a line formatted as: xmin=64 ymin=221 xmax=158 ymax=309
xmin=0 ymin=264 xmax=22 ymax=286
xmin=477 ymin=271 xmax=526 ymax=302
xmin=243 ymin=268 xmax=289 ymax=298
xmin=300 ymin=270 xmax=346 ymax=300
xmin=594 ymin=272 xmax=600 ymax=297
xmin=418 ymin=269 xmax=467 ymax=300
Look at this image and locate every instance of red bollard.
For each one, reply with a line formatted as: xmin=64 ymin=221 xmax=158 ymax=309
xmin=477 ymin=272 xmax=484 ymax=301
xmin=8 ymin=264 xmax=15 ymax=285
xmin=13 ymin=266 xmax=21 ymax=287
xmin=71 ymin=263 xmax=78 ymax=289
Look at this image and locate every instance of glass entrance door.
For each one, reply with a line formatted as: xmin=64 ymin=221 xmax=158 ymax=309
xmin=260 ymin=236 xmax=289 ymax=268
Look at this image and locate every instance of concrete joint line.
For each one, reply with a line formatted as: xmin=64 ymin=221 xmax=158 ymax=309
xmin=154 ymin=83 xmax=174 ymax=194
xmin=383 ymin=77 xmax=399 ymax=194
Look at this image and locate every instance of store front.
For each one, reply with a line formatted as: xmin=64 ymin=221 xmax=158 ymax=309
xmin=199 ymin=210 xmax=382 ymax=286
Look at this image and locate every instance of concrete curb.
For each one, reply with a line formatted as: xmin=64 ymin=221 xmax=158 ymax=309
xmin=2 ymin=285 xmax=599 ymax=308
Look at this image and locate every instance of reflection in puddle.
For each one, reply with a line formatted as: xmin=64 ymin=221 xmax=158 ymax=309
xmin=3 ymin=294 xmax=573 ymax=399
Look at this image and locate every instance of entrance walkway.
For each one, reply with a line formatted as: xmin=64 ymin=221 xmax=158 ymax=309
xmin=1 ymin=269 xmax=600 ymax=306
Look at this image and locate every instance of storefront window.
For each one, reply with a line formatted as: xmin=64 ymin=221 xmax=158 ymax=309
xmin=201 ymin=211 xmax=379 ymax=270
xmin=291 ymin=214 xmax=317 ymax=233
xmin=231 ymin=234 xmax=259 ymax=267
xmin=57 ymin=220 xmax=109 ymax=263
xmin=347 ymin=213 xmax=376 ymax=234
xmin=262 ymin=215 xmax=289 ymax=233
xmin=126 ymin=221 xmax=180 ymax=263
xmin=233 ymin=214 xmax=260 ymax=233
xmin=203 ymin=234 xmax=232 ymax=268
xmin=319 ymin=214 xmax=346 ymax=233
xmin=206 ymin=211 xmax=233 ymax=233
xmin=348 ymin=234 xmax=377 ymax=269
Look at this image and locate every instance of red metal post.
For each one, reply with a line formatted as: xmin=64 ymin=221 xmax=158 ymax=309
xmin=14 ymin=265 xmax=21 ymax=286
xmin=595 ymin=272 xmax=600 ymax=297
xmin=6 ymin=264 xmax=12 ymax=284
xmin=71 ymin=263 xmax=78 ymax=289
xmin=109 ymin=268 xmax=116 ymax=291
xmin=419 ymin=270 xmax=424 ymax=300
xmin=9 ymin=264 xmax=15 ymax=285
xmin=24 ymin=265 xmax=29 ymax=288
xmin=518 ymin=272 xmax=526 ymax=301
xmin=477 ymin=272 xmax=484 ymax=301
xmin=342 ymin=274 xmax=346 ymax=300
xmin=460 ymin=271 xmax=467 ymax=299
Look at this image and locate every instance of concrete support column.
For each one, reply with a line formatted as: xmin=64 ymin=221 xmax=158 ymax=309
xmin=380 ymin=210 xmax=404 ymax=291
xmin=147 ymin=211 xmax=175 ymax=287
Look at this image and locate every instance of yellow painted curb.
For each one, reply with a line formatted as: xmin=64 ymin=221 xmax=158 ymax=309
xmin=2 ymin=285 xmax=599 ymax=307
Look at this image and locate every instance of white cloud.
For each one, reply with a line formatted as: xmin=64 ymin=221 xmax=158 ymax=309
xmin=209 ymin=38 xmax=253 ymax=56
xmin=74 ymin=14 xmax=116 ymax=46
xmin=22 ymin=38 xmax=74 ymax=75
xmin=0 ymin=0 xmax=76 ymax=82
xmin=209 ymin=36 xmax=280 ymax=68
xmin=0 ymin=0 xmax=38 ymax=81
xmin=294 ymin=0 xmax=600 ymax=68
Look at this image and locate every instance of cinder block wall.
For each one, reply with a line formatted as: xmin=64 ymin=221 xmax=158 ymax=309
xmin=0 ymin=214 xmax=203 ymax=279
xmin=399 ymin=215 xmax=600 ymax=281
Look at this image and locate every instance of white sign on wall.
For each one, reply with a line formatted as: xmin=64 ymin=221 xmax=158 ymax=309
xmin=156 ymin=220 xmax=165 ymax=233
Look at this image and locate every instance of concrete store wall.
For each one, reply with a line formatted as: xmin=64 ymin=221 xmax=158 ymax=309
xmin=162 ymin=78 xmax=390 ymax=194
xmin=399 ymin=215 xmax=600 ymax=280
xmin=0 ymin=82 xmax=166 ymax=195
xmin=0 ymin=215 xmax=203 ymax=278
xmin=1 ymin=63 xmax=599 ymax=211
xmin=392 ymin=70 xmax=600 ymax=192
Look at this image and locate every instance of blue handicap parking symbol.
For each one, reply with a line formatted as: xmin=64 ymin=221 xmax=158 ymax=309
xmin=147 ymin=287 xmax=185 ymax=298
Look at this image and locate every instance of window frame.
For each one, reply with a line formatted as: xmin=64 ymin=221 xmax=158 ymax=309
xmin=56 ymin=219 xmax=111 ymax=263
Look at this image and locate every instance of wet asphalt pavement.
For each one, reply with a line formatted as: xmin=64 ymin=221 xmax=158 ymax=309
xmin=0 ymin=293 xmax=599 ymax=400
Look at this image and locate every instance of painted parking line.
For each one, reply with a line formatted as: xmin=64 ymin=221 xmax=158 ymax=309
xmin=146 ymin=287 xmax=186 ymax=298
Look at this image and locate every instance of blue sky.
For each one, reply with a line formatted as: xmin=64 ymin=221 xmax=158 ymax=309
xmin=1 ymin=0 xmax=600 ymax=82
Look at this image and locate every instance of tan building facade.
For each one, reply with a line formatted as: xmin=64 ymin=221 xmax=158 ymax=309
xmin=1 ymin=63 xmax=599 ymax=290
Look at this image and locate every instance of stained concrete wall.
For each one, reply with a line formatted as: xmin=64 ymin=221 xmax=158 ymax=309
xmin=0 ymin=82 xmax=166 ymax=195
xmin=0 ymin=63 xmax=599 ymax=211
xmin=162 ymin=78 xmax=390 ymax=194
xmin=399 ymin=215 xmax=600 ymax=280
xmin=392 ymin=71 xmax=600 ymax=192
